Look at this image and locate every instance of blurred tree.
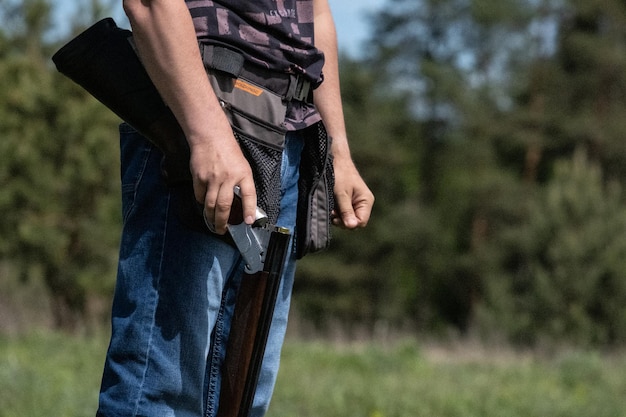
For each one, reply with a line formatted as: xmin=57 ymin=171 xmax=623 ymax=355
xmin=332 ymin=0 xmax=626 ymax=345
xmin=476 ymin=0 xmax=626 ymax=345
xmin=479 ymin=150 xmax=626 ymax=345
xmin=0 ymin=0 xmax=120 ymax=330
xmin=352 ymin=0 xmax=539 ymax=333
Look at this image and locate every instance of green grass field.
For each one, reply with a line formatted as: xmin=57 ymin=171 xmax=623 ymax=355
xmin=1 ymin=332 xmax=625 ymax=417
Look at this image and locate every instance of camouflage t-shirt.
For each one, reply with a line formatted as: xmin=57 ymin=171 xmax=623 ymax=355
xmin=186 ymin=0 xmax=325 ymax=85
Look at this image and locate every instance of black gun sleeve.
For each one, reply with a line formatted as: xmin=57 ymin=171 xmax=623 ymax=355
xmin=52 ymin=18 xmax=190 ymax=184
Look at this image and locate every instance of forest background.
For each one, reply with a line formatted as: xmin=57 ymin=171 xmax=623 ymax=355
xmin=3 ymin=0 xmax=626 ymax=350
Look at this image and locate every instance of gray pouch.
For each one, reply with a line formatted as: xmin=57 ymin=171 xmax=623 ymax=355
xmin=207 ymin=71 xmax=288 ymax=224
xmin=296 ymin=122 xmax=335 ymax=259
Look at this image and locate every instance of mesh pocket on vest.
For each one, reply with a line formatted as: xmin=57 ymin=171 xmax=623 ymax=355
xmin=234 ymin=130 xmax=283 ymax=224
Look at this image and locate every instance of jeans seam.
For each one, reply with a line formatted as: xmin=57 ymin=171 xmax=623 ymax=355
xmin=132 ymin=190 xmax=171 ymax=417
xmin=205 ymin=258 xmax=245 ymax=417
xmin=122 ymin=146 xmax=153 ymax=224
xmin=205 ymin=303 xmax=222 ymax=417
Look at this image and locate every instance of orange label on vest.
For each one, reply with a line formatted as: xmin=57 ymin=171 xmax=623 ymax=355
xmin=234 ymin=79 xmax=264 ymax=96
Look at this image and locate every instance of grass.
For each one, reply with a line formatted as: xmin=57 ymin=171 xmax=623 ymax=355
xmin=272 ymin=341 xmax=626 ymax=417
xmin=1 ymin=332 xmax=626 ymax=417
xmin=0 ymin=331 xmax=105 ymax=417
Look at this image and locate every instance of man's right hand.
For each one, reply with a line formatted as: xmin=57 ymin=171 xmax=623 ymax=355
xmin=190 ymin=133 xmax=257 ymax=235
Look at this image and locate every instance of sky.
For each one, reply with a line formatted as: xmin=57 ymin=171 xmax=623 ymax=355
xmin=328 ymin=0 xmax=383 ymax=55
xmin=53 ymin=0 xmax=385 ymax=56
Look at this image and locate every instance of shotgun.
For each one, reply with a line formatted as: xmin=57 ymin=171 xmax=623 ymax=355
xmin=52 ymin=18 xmax=291 ymax=417
xmin=219 ymin=188 xmax=291 ymax=417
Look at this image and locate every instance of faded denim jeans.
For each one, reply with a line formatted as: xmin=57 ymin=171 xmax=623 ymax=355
xmin=96 ymin=124 xmax=303 ymax=417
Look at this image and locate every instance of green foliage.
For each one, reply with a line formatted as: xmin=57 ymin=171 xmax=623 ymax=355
xmin=6 ymin=0 xmax=626 ymax=348
xmin=468 ymin=0 xmax=626 ymax=345
xmin=329 ymin=0 xmax=626 ymax=346
xmin=480 ymin=151 xmax=626 ymax=345
xmin=0 ymin=0 xmax=120 ymax=329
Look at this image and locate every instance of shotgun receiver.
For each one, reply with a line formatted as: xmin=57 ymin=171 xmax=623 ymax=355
xmin=52 ymin=19 xmax=292 ymax=417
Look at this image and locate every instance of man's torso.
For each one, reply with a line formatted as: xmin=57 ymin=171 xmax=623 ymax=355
xmin=186 ymin=0 xmax=324 ymax=84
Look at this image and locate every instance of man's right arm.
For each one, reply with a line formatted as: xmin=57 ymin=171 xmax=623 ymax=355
xmin=122 ymin=0 xmax=257 ymax=232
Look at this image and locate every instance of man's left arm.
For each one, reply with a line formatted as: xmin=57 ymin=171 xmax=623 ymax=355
xmin=313 ymin=0 xmax=374 ymax=229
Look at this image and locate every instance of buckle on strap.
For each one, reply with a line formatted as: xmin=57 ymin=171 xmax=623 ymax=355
xmin=286 ymin=74 xmax=311 ymax=102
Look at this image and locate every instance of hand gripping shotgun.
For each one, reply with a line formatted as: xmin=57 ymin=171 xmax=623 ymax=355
xmin=52 ymin=18 xmax=291 ymax=417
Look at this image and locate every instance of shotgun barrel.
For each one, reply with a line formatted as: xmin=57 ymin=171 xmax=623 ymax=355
xmin=217 ymin=227 xmax=291 ymax=417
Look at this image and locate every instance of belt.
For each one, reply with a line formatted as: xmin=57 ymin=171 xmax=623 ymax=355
xmin=199 ymin=44 xmax=312 ymax=102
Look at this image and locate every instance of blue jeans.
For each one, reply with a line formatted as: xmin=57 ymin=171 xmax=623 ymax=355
xmin=97 ymin=124 xmax=303 ymax=417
